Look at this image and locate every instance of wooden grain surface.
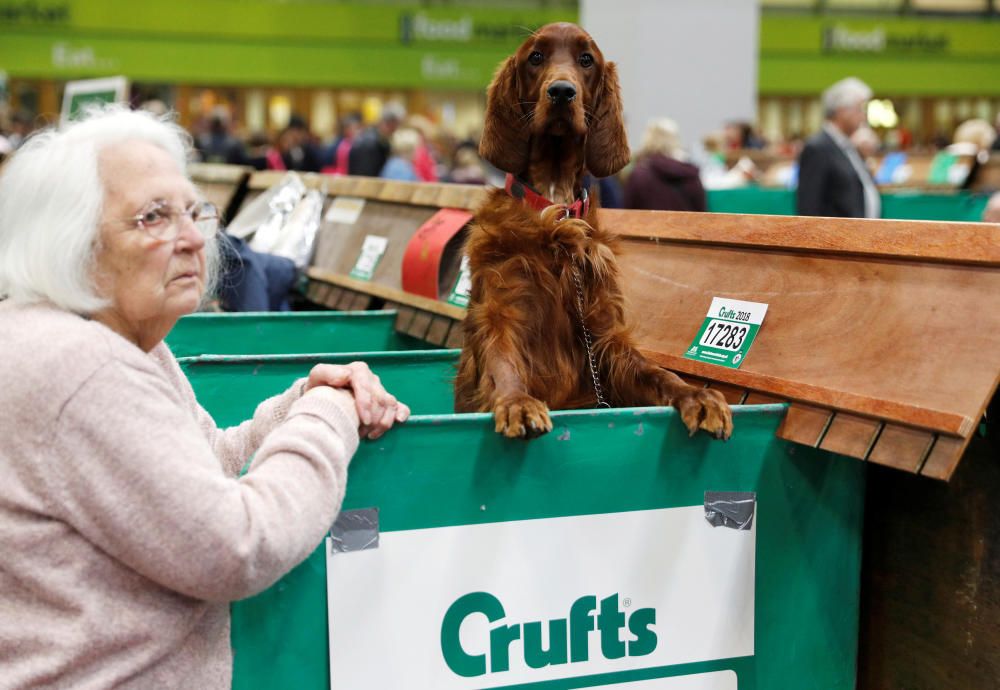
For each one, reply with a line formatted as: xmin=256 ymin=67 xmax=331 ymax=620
xmin=777 ymin=403 xmax=832 ymax=447
xmin=819 ymin=413 xmax=882 ymax=457
xmin=742 ymin=391 xmax=784 ymax=405
xmin=425 ymin=316 xmax=452 ymax=346
xmin=248 ymin=170 xmax=328 ymax=191
xmin=704 ymin=381 xmax=747 ymax=404
xmin=311 ymin=201 xmax=438 ymax=290
xmin=194 ymin=181 xmax=237 ymax=211
xmin=918 ymin=434 xmax=972 ymax=481
xmin=406 ymin=310 xmax=434 ymax=340
xmin=249 ymin=173 xmax=485 ymax=209
xmin=293 ymin=187 xmax=1000 ymax=480
xmin=189 ymin=162 xmax=252 ymax=184
xmin=603 ymin=209 xmax=1000 ymax=266
xmin=622 ymin=240 xmax=1000 ymax=442
xmin=306 ymin=269 xmax=466 ymax=320
xmin=866 ymin=424 xmax=936 ymax=473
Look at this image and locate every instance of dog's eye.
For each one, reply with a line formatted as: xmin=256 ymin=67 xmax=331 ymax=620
xmin=528 ymin=51 xmax=544 ymax=66
xmin=579 ymin=53 xmax=594 ymax=68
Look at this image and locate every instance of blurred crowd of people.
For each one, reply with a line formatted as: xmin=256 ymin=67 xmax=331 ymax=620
xmin=184 ymin=102 xmax=504 ymax=189
xmin=2 ymin=95 xmax=999 ymax=218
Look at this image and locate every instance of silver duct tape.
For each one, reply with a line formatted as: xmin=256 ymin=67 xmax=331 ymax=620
xmin=329 ymin=507 xmax=379 ymax=554
xmin=704 ymin=492 xmax=756 ymax=531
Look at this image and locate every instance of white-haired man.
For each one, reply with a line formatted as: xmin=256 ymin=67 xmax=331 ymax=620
xmin=796 ymin=77 xmax=881 ymax=218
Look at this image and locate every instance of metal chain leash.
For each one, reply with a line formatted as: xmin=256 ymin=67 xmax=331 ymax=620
xmin=570 ymin=261 xmax=611 ymax=408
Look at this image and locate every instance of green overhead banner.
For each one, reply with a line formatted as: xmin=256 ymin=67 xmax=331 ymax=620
xmin=759 ymin=14 xmax=1000 ymax=96
xmin=4 ymin=3 xmax=998 ymax=94
xmin=0 ymin=0 xmax=575 ymax=88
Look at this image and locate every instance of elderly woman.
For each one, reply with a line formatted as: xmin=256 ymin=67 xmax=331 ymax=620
xmin=0 ymin=106 xmax=408 ymax=688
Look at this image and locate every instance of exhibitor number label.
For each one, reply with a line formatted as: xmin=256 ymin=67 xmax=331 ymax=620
xmin=684 ymin=298 xmax=768 ymax=369
xmin=699 ymin=320 xmax=749 ymax=352
xmin=350 ymin=235 xmax=388 ymax=281
xmin=447 ymin=256 xmax=472 ymax=307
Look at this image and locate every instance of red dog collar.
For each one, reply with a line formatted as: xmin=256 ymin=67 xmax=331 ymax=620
xmin=505 ymin=173 xmax=589 ymax=219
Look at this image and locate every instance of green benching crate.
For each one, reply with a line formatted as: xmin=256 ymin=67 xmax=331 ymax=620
xmin=180 ymin=350 xmax=459 ymax=427
xmin=707 ymin=187 xmax=991 ymax=221
xmin=181 ymin=354 xmax=863 ymax=690
xmin=165 ymin=310 xmax=427 ymax=358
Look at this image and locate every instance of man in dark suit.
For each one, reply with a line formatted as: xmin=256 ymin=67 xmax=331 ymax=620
xmin=796 ymin=77 xmax=881 ymax=218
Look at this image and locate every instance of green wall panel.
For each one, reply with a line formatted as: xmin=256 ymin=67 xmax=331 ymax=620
xmin=0 ymin=0 xmax=575 ymax=87
xmin=758 ymin=14 xmax=1000 ymax=96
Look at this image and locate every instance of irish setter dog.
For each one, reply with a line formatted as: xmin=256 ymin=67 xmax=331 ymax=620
xmin=454 ymin=22 xmax=733 ymax=441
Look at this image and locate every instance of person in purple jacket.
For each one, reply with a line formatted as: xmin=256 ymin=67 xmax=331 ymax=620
xmin=623 ymin=117 xmax=707 ymax=212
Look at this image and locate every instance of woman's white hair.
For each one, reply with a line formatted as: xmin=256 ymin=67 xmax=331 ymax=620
xmin=0 ymin=103 xmax=218 ymax=313
xmin=822 ymin=77 xmax=873 ymax=118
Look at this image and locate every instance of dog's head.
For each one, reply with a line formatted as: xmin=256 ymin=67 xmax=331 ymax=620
xmin=480 ymin=22 xmax=630 ymax=179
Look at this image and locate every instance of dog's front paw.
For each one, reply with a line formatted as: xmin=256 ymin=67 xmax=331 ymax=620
xmin=493 ymin=393 xmax=553 ymax=439
xmin=673 ymin=388 xmax=733 ymax=440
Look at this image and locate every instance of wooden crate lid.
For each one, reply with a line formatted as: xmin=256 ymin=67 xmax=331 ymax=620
xmin=300 ymin=185 xmax=999 ymax=480
xmin=188 ymin=162 xmax=253 ymax=184
xmin=606 ymin=208 xmax=1000 ymax=480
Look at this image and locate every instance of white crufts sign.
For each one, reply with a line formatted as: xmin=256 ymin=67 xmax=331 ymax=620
xmin=327 ymin=506 xmax=755 ymax=688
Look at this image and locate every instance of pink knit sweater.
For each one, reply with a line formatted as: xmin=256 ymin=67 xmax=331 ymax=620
xmin=0 ymin=302 xmax=360 ymax=688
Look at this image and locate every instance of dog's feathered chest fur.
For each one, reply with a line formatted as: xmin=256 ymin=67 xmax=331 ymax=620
xmin=453 ymin=21 xmax=733 ymax=440
xmin=467 ymin=190 xmax=618 ymax=280
xmin=456 ymin=189 xmax=624 ymax=411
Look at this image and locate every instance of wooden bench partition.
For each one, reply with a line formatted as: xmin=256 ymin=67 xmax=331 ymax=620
xmin=610 ymin=209 xmax=1000 ymax=480
xmin=303 ymin=177 xmax=485 ymax=348
xmin=246 ymin=174 xmax=1000 ymax=481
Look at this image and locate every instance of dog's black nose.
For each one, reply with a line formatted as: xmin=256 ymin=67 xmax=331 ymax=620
xmin=547 ymin=81 xmax=577 ymax=105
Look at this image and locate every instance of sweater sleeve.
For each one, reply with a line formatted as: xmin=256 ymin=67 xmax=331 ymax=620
xmin=193 ymin=380 xmax=308 ymax=477
xmin=148 ymin=343 xmax=309 ymax=477
xmin=48 ymin=356 xmax=360 ymax=603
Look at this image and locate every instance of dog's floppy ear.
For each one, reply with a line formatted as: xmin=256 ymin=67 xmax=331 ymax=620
xmin=585 ymin=61 xmax=630 ymax=178
xmin=480 ymin=56 xmax=530 ymax=175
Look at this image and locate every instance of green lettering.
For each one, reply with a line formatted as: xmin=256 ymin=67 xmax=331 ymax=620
xmin=523 ymin=618 xmax=568 ymax=668
xmin=597 ymin=593 xmax=627 ymax=659
xmin=440 ymin=592 xmax=505 ymax=678
xmin=489 ymin=622 xmax=521 ymax=673
xmin=627 ymin=607 xmax=657 ymax=656
xmin=443 ymin=591 xmax=657 ymax=677
xmin=568 ymin=595 xmax=597 ymax=662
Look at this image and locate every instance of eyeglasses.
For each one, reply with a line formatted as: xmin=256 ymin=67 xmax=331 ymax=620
xmin=115 ymin=200 xmax=220 ymax=242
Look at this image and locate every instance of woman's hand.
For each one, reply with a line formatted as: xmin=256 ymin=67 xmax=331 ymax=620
xmin=303 ymin=362 xmax=410 ymax=440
